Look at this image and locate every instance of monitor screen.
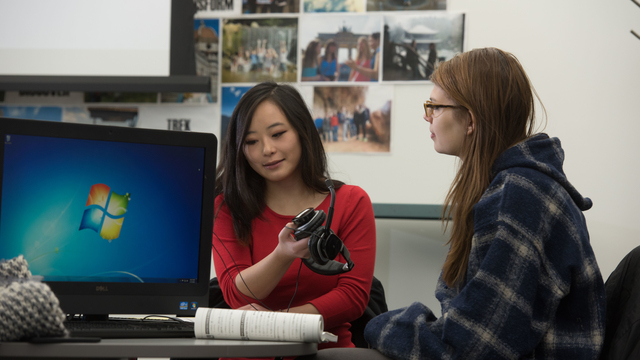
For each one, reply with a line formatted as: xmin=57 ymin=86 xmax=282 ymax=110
xmin=0 ymin=0 xmax=206 ymax=93
xmin=0 ymin=118 xmax=216 ymax=317
xmin=0 ymin=0 xmax=171 ymax=77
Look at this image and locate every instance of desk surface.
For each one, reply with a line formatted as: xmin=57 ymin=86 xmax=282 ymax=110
xmin=0 ymin=338 xmax=317 ymax=359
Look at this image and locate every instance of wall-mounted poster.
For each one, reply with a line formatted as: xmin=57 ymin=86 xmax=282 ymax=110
xmin=299 ymin=15 xmax=382 ymax=83
xmin=312 ymin=85 xmax=392 ymax=153
xmin=160 ymin=92 xmax=214 ymax=104
xmin=222 ymin=18 xmax=298 ymax=83
xmin=84 ymin=92 xmax=157 ymax=103
xmin=3 ymin=91 xmax=83 ymax=105
xmin=195 ymin=0 xmax=236 ymax=16
xmin=194 ymin=18 xmax=220 ymax=101
xmin=367 ymin=0 xmax=445 ymax=12
xmin=0 ymin=106 xmax=63 ymax=121
xmin=137 ymin=105 xmax=220 ymax=134
xmin=303 ymin=0 xmax=364 ymax=13
xmin=382 ymin=13 xmax=464 ymax=82
xmin=162 ymin=18 xmax=220 ymax=103
xmin=63 ymin=107 xmax=138 ymax=127
xmin=242 ymin=0 xmax=300 ymax=14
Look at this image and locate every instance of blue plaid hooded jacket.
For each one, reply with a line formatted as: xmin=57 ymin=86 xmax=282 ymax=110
xmin=365 ymin=134 xmax=606 ymax=359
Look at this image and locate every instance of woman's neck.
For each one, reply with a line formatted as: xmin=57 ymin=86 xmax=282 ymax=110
xmin=264 ymin=179 xmax=326 ymax=216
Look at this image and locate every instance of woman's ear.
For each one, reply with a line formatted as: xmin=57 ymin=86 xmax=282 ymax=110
xmin=467 ymin=111 xmax=476 ymax=136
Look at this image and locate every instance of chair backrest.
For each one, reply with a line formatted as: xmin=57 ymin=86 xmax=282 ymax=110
xmin=208 ymin=277 xmax=231 ymax=309
xmin=600 ymin=246 xmax=640 ymax=360
xmin=349 ymin=276 xmax=388 ymax=348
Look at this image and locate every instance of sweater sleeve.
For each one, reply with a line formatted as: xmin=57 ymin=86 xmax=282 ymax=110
xmin=364 ymin=174 xmax=573 ymax=359
xmin=309 ymin=186 xmax=377 ymax=330
xmin=211 ymin=196 xmax=256 ymax=308
xmin=365 ymin=243 xmax=555 ymax=359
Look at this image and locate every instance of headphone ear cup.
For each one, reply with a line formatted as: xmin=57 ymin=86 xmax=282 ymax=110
xmin=302 ymin=230 xmax=354 ymax=275
xmin=318 ymin=231 xmax=343 ymax=262
xmin=308 ymin=226 xmax=327 ymax=265
xmin=294 ymin=210 xmax=326 ymax=240
xmin=292 ymin=207 xmax=315 ymax=226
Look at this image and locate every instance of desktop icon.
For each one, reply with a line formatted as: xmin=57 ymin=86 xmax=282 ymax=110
xmin=79 ymin=183 xmax=131 ymax=241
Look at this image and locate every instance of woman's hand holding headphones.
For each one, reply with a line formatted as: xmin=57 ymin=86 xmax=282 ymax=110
xmin=276 ymin=222 xmax=311 ymax=260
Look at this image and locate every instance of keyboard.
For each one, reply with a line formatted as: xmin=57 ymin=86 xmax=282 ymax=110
xmin=64 ymin=318 xmax=195 ymax=338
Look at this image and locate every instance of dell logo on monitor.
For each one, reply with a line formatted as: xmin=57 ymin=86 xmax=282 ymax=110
xmin=96 ymin=286 xmax=109 ymax=292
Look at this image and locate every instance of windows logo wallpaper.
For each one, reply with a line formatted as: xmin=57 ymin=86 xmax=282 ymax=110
xmin=79 ymin=184 xmax=131 ymax=241
xmin=0 ymin=134 xmax=205 ymax=283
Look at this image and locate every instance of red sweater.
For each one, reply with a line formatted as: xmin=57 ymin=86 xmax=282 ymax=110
xmin=212 ymin=185 xmax=376 ymax=350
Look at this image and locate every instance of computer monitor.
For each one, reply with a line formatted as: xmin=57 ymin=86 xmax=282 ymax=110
xmin=0 ymin=117 xmax=216 ymax=318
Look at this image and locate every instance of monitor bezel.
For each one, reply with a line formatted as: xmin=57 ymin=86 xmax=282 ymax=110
xmin=0 ymin=117 xmax=216 ymax=316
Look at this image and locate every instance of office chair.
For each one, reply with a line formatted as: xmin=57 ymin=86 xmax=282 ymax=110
xmin=349 ymin=276 xmax=387 ymax=348
xmin=600 ymin=246 xmax=640 ymax=360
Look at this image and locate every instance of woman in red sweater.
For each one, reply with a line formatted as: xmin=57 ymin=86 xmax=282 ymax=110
xmin=212 ymin=81 xmax=376 ymax=357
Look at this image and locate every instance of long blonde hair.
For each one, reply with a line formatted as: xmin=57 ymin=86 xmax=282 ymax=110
xmin=431 ymin=48 xmax=544 ymax=287
xmin=356 ymin=36 xmax=371 ymax=62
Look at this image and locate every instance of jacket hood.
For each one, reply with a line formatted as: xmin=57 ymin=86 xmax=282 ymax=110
xmin=492 ymin=133 xmax=592 ymax=211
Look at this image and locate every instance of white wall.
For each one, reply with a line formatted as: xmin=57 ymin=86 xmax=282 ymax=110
xmin=5 ymin=0 xmax=638 ymax=314
xmin=0 ymin=0 xmax=172 ymax=76
xmin=449 ymin=0 xmax=640 ymax=280
xmin=347 ymin=0 xmax=640 ymax=294
xmin=373 ymin=219 xmax=449 ymax=314
xmin=208 ymin=0 xmax=640 ymax=311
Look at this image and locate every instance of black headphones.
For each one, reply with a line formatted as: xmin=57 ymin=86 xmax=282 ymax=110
xmin=291 ymin=179 xmax=355 ymax=276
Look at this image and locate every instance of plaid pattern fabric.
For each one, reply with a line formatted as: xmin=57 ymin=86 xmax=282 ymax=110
xmin=365 ymin=134 xmax=606 ymax=359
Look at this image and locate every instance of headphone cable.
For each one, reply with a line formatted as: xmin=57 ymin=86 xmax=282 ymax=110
xmin=212 ymin=230 xmax=303 ymax=313
xmin=211 ymin=231 xmax=273 ymax=311
xmin=285 ymin=260 xmax=303 ymax=312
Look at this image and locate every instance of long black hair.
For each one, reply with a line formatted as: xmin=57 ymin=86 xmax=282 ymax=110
xmin=215 ymin=81 xmax=342 ymax=246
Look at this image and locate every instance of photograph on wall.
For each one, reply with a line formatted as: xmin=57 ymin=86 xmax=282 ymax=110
xmin=195 ymin=0 xmax=236 ymax=17
xmin=299 ymin=14 xmax=382 ymax=83
xmin=303 ymin=0 xmax=364 ymax=13
xmin=221 ymin=18 xmax=297 ymax=83
xmin=137 ymin=105 xmax=220 ymax=135
xmin=382 ymin=13 xmax=464 ymax=82
xmin=220 ymin=85 xmax=252 ymax=149
xmin=160 ymin=92 xmax=215 ymax=104
xmin=0 ymin=106 xmax=63 ymax=121
xmin=242 ymin=0 xmax=299 ymax=14
xmin=63 ymin=107 xmax=139 ymax=127
xmin=312 ymin=85 xmax=392 ymax=153
xmin=162 ymin=18 xmax=220 ymax=103
xmin=367 ymin=0 xmax=444 ymax=12
xmin=194 ymin=18 xmax=219 ymax=101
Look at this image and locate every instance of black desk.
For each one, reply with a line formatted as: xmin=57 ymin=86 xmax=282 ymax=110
xmin=0 ymin=338 xmax=317 ymax=359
